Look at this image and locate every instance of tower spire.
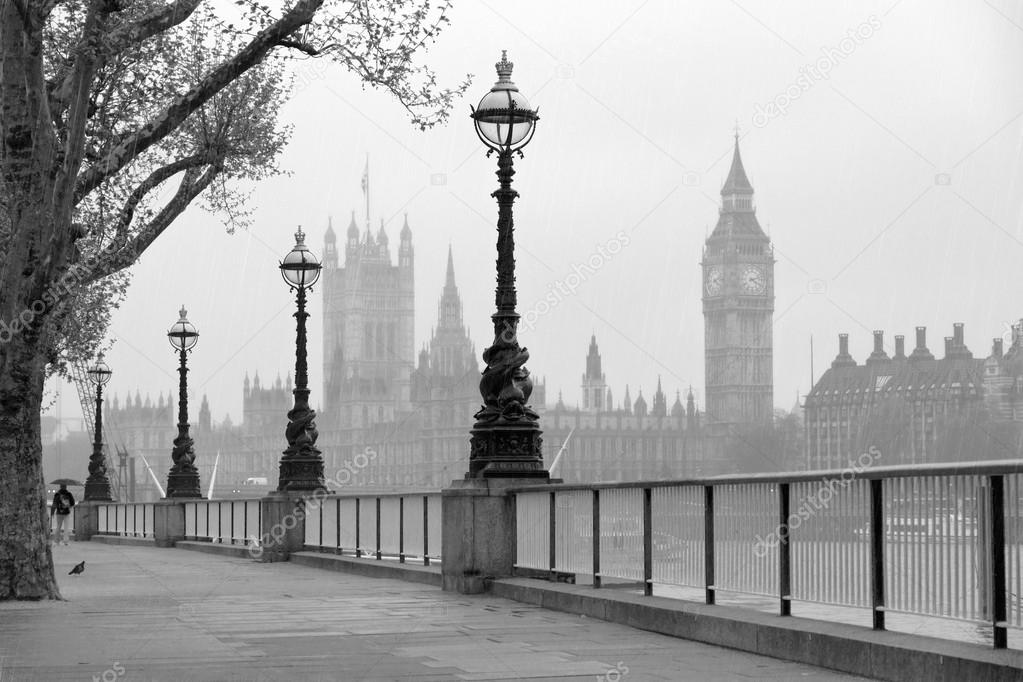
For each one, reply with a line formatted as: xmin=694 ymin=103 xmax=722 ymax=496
xmin=445 ymin=244 xmax=456 ymax=290
xmin=437 ymin=246 xmax=463 ymax=330
xmin=721 ymin=135 xmax=753 ymax=197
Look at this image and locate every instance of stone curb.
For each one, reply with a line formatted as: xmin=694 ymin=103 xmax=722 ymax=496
xmin=491 ymin=578 xmax=1023 ymax=682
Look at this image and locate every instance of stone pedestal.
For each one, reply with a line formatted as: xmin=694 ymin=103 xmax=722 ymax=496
xmin=257 ymin=492 xmax=307 ymax=563
xmin=442 ymin=477 xmax=557 ymax=594
xmin=73 ymin=502 xmax=99 ymax=542
xmin=153 ymin=499 xmax=187 ymax=547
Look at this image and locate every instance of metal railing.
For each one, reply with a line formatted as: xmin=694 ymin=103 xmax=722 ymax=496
xmin=510 ymin=460 xmax=1023 ymax=650
xmin=303 ymin=492 xmax=442 ymax=565
xmin=95 ymin=502 xmax=155 ymax=538
xmin=183 ymin=499 xmax=261 ymax=545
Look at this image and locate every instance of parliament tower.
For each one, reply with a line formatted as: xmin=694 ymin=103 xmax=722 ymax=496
xmin=702 ymin=135 xmax=775 ymax=426
xmin=322 ymin=212 xmax=415 ymax=428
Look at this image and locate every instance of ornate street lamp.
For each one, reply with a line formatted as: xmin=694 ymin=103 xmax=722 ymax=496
xmin=278 ymin=227 xmax=326 ymax=492
xmin=165 ymin=306 xmax=202 ymax=498
xmin=84 ymin=354 xmax=113 ymax=501
xmin=467 ymin=51 xmax=548 ymax=479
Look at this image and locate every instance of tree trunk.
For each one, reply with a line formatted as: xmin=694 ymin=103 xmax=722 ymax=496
xmin=0 ymin=0 xmax=62 ymax=601
xmin=0 ymin=333 xmax=59 ymax=600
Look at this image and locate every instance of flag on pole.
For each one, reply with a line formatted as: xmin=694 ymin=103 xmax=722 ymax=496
xmin=361 ymin=157 xmax=369 ymax=195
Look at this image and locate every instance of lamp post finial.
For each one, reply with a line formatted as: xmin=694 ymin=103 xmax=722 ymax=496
xmin=496 ymin=50 xmax=513 ymax=81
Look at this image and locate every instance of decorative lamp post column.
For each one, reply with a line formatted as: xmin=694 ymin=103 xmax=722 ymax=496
xmin=467 ymin=51 xmax=548 ymax=479
xmin=278 ymin=227 xmax=326 ymax=492
xmin=84 ymin=355 xmax=113 ymax=501
xmin=165 ymin=307 xmax=202 ymax=498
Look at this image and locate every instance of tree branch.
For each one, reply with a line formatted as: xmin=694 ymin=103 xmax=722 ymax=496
xmin=50 ymin=0 xmax=203 ymax=110
xmin=108 ymin=152 xmax=207 ymax=247
xmin=52 ymin=0 xmax=118 ymax=242
xmin=104 ymin=0 xmax=203 ymax=55
xmin=277 ymin=38 xmax=320 ymax=56
xmin=80 ymin=161 xmax=220 ymax=285
xmin=73 ymin=0 xmax=323 ymax=204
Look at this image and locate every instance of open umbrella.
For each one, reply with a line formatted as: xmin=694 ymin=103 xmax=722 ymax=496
xmin=49 ymin=478 xmax=84 ymax=486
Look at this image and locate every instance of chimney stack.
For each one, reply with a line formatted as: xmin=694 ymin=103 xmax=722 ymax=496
xmin=909 ymin=326 xmax=935 ymax=361
xmin=944 ymin=336 xmax=953 ymax=358
xmin=894 ymin=335 xmax=906 ymax=359
xmin=944 ymin=322 xmax=973 ymax=359
xmin=832 ymin=333 xmax=856 ymax=368
xmin=866 ymin=330 xmax=890 ymax=365
xmin=994 ymin=338 xmax=1004 ymax=358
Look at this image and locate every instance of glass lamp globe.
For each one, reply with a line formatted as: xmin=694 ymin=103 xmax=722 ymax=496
xmin=280 ymin=227 xmax=322 ymax=289
xmin=167 ymin=306 xmax=199 ymax=351
xmin=87 ymin=356 xmax=112 ymax=386
xmin=471 ymin=50 xmax=539 ymax=151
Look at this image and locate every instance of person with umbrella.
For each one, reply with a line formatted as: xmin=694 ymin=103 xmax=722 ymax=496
xmin=49 ymin=480 xmax=78 ymax=546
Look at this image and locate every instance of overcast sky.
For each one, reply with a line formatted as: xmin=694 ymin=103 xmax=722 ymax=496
xmin=45 ymin=0 xmax=1023 ymax=432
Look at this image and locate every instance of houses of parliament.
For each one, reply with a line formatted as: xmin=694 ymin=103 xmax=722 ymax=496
xmin=92 ymin=136 xmax=779 ymax=495
xmin=89 ymin=135 xmax=1023 ymax=499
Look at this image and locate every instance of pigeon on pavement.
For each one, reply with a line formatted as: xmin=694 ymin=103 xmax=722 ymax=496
xmin=68 ymin=561 xmax=85 ymax=575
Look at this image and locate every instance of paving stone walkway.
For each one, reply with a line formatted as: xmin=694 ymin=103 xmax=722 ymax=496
xmin=0 ymin=542 xmax=873 ymax=681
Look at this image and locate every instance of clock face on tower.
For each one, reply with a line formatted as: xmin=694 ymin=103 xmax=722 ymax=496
xmin=741 ymin=265 xmax=766 ymax=294
xmin=705 ymin=267 xmax=723 ymax=295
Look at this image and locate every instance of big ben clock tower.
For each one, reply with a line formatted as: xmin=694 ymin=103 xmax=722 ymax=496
xmin=702 ymin=134 xmax=774 ymax=426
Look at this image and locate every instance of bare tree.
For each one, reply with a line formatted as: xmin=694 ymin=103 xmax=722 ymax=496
xmin=0 ymin=0 xmax=468 ymax=600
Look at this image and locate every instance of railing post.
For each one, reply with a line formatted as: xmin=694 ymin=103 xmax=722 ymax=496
xmin=243 ymin=501 xmax=248 ymax=545
xmin=335 ymin=498 xmax=341 ymax=554
xmin=643 ymin=487 xmax=653 ymax=597
xmin=592 ymin=489 xmax=601 ymax=589
xmin=779 ymin=483 xmax=791 ymax=616
xmin=870 ymin=478 xmax=885 ymax=631
xmin=230 ymin=501 xmax=236 ymax=545
xmin=990 ymin=475 xmax=1007 ymax=649
xmin=705 ymin=485 xmax=715 ymax=605
xmin=423 ymin=495 xmax=430 ymax=567
xmin=549 ymin=491 xmax=557 ymax=580
xmin=376 ymin=497 xmax=382 ymax=560
xmin=399 ymin=496 xmax=406 ymax=563
xmin=355 ymin=498 xmax=362 ymax=557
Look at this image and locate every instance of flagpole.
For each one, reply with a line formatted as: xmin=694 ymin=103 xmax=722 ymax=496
xmin=364 ymin=154 xmax=370 ymax=234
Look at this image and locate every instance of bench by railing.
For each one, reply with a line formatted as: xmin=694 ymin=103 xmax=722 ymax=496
xmin=509 ymin=460 xmax=1023 ymax=650
xmin=96 ymin=503 xmax=155 ymax=538
xmin=303 ymin=492 xmax=442 ymax=565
